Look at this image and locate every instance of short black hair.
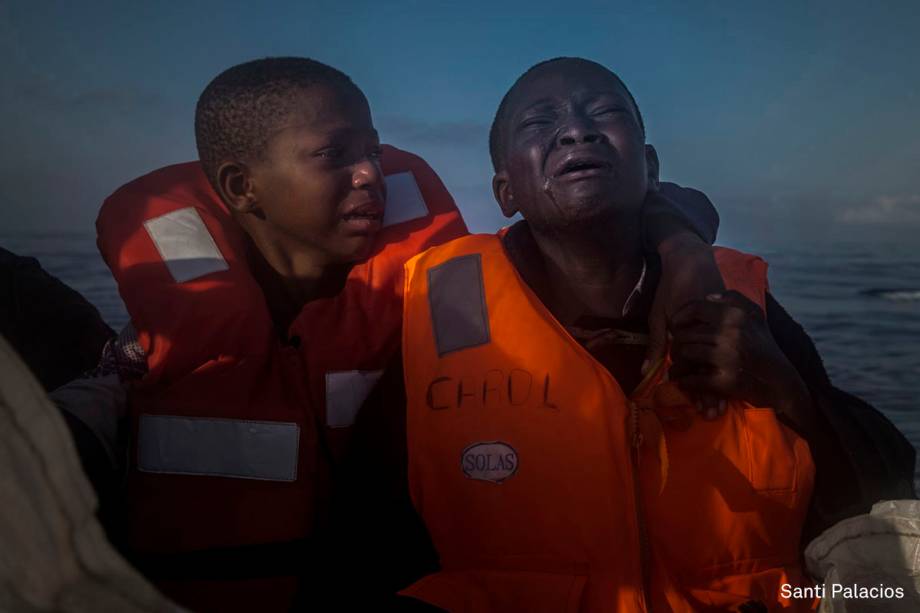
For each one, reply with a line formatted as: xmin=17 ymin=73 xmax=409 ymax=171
xmin=488 ymin=57 xmax=645 ymax=172
xmin=195 ymin=57 xmax=363 ymax=188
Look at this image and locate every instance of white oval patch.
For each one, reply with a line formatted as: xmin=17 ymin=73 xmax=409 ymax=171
xmin=461 ymin=441 xmax=518 ymax=484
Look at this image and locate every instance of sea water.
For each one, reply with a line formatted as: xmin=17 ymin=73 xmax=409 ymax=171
xmin=755 ymin=241 xmax=920 ymax=462
xmin=4 ymin=232 xmax=919 ymax=487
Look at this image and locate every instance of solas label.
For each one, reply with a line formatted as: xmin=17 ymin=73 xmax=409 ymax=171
xmin=461 ymin=441 xmax=519 ymax=484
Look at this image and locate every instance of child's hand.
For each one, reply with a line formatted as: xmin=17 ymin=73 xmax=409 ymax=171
xmin=667 ymin=291 xmax=814 ymax=431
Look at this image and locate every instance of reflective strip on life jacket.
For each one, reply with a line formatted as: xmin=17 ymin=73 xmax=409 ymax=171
xmin=382 ymin=171 xmax=429 ymax=227
xmin=143 ymin=207 xmax=229 ymax=283
xmin=427 ymin=253 xmax=491 ymax=356
xmin=324 ymin=369 xmax=384 ymax=428
xmin=137 ymin=415 xmax=300 ymax=481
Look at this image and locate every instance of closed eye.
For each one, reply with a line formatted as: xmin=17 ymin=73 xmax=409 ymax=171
xmin=518 ymin=116 xmax=554 ymax=130
xmin=591 ymin=106 xmax=627 ymax=117
xmin=315 ymin=146 xmax=344 ymax=159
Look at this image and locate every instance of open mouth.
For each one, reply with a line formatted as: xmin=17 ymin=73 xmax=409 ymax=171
xmin=341 ymin=202 xmax=384 ymax=234
xmin=554 ymin=157 xmax=612 ymax=178
xmin=342 ymin=211 xmax=382 ymax=221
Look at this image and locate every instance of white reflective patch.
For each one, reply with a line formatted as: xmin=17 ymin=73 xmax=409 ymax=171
xmin=144 ymin=207 xmax=229 ymax=283
xmin=325 ymin=370 xmax=384 ymax=428
xmin=461 ymin=441 xmax=519 ymax=484
xmin=382 ymin=172 xmax=428 ymax=227
xmin=137 ymin=415 xmax=299 ymax=481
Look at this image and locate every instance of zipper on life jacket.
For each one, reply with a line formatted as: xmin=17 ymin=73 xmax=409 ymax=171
xmin=629 ymin=400 xmax=653 ymax=612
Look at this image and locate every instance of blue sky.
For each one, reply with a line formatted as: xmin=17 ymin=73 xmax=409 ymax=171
xmin=3 ymin=0 xmax=919 ymax=247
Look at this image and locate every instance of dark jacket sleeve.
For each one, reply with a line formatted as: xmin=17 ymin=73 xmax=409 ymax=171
xmin=765 ymin=293 xmax=916 ymax=541
xmin=642 ymin=182 xmax=720 ymax=251
xmin=0 ymin=247 xmax=113 ymax=391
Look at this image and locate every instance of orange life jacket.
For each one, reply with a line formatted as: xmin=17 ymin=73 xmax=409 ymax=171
xmin=95 ymin=145 xmax=467 ymax=612
xmin=400 ymin=234 xmax=816 ymax=613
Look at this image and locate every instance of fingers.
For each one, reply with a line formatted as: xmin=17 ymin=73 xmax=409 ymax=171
xmin=670 ymin=330 xmax=721 ymax=349
xmin=673 ymin=363 xmax=760 ymax=407
xmin=669 ymin=345 xmax=732 ymax=421
xmin=670 ymin=290 xmax=763 ymax=331
xmin=673 ymin=370 xmax=737 ymax=396
xmin=670 ymin=299 xmax=726 ymax=331
xmin=705 ymin=290 xmax=764 ymax=318
xmin=668 ymin=362 xmax=730 ymax=420
xmin=670 ymin=343 xmax=734 ymax=383
xmin=670 ymin=342 xmax=740 ymax=396
xmin=674 ymin=342 xmax=738 ymax=365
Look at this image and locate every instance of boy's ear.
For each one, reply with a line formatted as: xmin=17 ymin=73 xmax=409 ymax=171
xmin=492 ymin=171 xmax=517 ymax=218
xmin=216 ymin=161 xmax=259 ymax=214
xmin=645 ymin=144 xmax=660 ymax=192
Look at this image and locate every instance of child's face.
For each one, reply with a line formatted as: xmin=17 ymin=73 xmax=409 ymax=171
xmin=495 ymin=61 xmax=653 ymax=231
xmin=249 ymin=85 xmax=386 ymax=264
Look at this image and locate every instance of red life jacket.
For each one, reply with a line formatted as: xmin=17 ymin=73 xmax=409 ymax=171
xmin=96 ymin=145 xmax=467 ymax=612
xmin=400 ymin=235 xmax=816 ymax=612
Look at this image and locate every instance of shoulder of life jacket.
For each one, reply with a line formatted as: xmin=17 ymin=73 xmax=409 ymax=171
xmin=97 ymin=144 xmax=468 ymax=387
xmin=400 ymin=234 xmax=817 ymax=613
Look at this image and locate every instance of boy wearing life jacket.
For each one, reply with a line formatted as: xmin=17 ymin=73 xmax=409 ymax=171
xmin=50 ymin=57 xmax=736 ymax=612
xmin=345 ymin=57 xmax=916 ymax=612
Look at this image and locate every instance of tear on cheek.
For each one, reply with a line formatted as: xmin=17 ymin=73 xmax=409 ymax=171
xmin=542 ymin=175 xmax=561 ymax=208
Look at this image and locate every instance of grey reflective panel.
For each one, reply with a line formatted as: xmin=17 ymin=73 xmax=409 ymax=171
xmin=427 ymin=254 xmax=491 ymax=356
xmin=382 ymin=172 xmax=428 ymax=227
xmin=137 ymin=415 xmax=299 ymax=481
xmin=325 ymin=369 xmax=384 ymax=428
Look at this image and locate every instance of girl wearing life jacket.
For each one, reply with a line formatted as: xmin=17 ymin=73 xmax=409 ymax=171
xmin=342 ymin=57 xmax=916 ymax=612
